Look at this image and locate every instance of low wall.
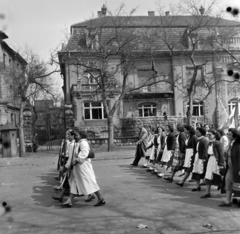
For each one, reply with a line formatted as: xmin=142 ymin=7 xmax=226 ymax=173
xmin=120 ymin=116 xmax=186 ymax=136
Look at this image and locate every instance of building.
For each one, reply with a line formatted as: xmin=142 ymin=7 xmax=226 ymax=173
xmin=34 ymin=100 xmax=64 ymax=144
xmin=0 ymin=31 xmax=27 ymax=127
xmin=58 ymin=6 xmax=240 ymax=137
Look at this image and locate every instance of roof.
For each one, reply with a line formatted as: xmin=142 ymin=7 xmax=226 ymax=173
xmin=0 ymin=30 xmax=8 ymax=40
xmin=61 ymin=15 xmax=240 ymax=53
xmin=0 ymin=122 xmax=18 ymax=130
xmin=1 ymin=41 xmax=27 ymax=65
xmin=72 ymin=15 xmax=240 ymax=28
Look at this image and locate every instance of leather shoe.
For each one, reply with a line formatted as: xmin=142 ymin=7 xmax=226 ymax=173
xmin=94 ymin=198 xmax=106 ymax=207
xmin=176 ymin=182 xmax=184 ymax=187
xmin=130 ymin=164 xmax=138 ymax=167
xmin=164 ymin=177 xmax=173 ymax=183
xmin=52 ymin=195 xmax=63 ymax=202
xmin=219 ymin=202 xmax=232 ymax=207
xmin=61 ymin=202 xmax=72 ymax=208
xmin=192 ymin=187 xmax=201 ymax=192
xmin=200 ymin=193 xmax=211 ymax=198
xmin=85 ymin=195 xmax=96 ymax=202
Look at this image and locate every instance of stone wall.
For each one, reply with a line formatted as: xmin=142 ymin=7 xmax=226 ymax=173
xmin=120 ymin=116 xmax=186 ymax=136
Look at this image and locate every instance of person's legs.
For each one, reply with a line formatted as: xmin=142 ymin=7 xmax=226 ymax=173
xmin=94 ymin=190 xmax=106 ymax=206
xmin=132 ymin=144 xmax=142 ymax=166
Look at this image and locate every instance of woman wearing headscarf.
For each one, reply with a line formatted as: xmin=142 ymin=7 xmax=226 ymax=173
xmin=200 ymin=129 xmax=224 ymax=198
xmin=164 ymin=123 xmax=186 ymax=183
xmin=176 ymin=125 xmax=198 ymax=187
xmin=219 ymin=128 xmax=240 ymax=207
xmin=62 ymin=130 xmax=105 ymax=207
xmin=191 ymin=127 xmax=209 ymax=192
xmin=157 ymin=125 xmax=175 ymax=177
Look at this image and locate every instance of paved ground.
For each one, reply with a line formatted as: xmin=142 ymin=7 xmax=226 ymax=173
xmin=0 ymin=148 xmax=240 ymax=234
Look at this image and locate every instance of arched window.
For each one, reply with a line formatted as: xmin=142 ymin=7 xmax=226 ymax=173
xmin=138 ymin=103 xmax=156 ymax=117
xmin=228 ymin=98 xmax=240 ymax=115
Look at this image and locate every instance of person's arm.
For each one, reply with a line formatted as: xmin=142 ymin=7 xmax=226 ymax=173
xmin=179 ymin=133 xmax=186 ymax=154
xmin=76 ymin=140 xmax=90 ymax=164
xmin=216 ymin=141 xmax=224 ymax=166
xmin=201 ymin=138 xmax=209 ymax=160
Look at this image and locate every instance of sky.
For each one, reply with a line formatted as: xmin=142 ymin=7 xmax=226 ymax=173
xmin=0 ymin=0 xmax=240 ymax=96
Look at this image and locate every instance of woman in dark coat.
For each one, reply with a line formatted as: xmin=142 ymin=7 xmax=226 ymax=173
xmin=200 ymin=129 xmax=224 ymax=198
xmin=164 ymin=123 xmax=186 ymax=183
xmin=176 ymin=125 xmax=198 ymax=187
xmin=219 ymin=128 xmax=240 ymax=207
xmin=191 ymin=127 xmax=209 ymax=191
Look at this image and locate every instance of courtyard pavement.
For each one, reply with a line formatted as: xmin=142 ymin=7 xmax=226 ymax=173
xmin=0 ymin=148 xmax=240 ymax=234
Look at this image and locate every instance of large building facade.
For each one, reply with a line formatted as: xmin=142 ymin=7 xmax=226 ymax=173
xmin=59 ymin=6 xmax=240 ymax=137
xmin=0 ymin=31 xmax=27 ymax=127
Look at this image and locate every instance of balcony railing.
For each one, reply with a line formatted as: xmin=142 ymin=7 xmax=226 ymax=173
xmin=81 ymin=84 xmax=99 ymax=91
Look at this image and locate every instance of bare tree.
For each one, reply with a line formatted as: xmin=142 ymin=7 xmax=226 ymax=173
xmin=9 ymin=47 xmax=59 ymax=156
xmin=56 ymin=5 xmax=177 ymax=151
xmin=153 ymin=0 xmax=240 ymax=126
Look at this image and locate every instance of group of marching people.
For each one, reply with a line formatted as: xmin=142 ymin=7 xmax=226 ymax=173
xmin=52 ymin=129 xmax=105 ymax=208
xmin=131 ymin=123 xmax=240 ymax=207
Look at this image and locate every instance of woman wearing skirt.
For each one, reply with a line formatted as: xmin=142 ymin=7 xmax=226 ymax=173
xmin=176 ymin=125 xmax=198 ymax=187
xmin=191 ymin=127 xmax=209 ymax=192
xmin=144 ymin=126 xmax=155 ymax=168
xmin=157 ymin=125 xmax=175 ymax=177
xmin=63 ymin=130 xmax=105 ymax=207
xmin=164 ymin=123 xmax=186 ymax=183
xmin=200 ymin=129 xmax=224 ymax=198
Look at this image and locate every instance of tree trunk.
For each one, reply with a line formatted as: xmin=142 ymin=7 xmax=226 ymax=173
xmin=19 ymin=101 xmax=26 ymax=157
xmin=107 ymin=116 xmax=114 ymax=152
xmin=187 ymin=93 xmax=193 ymax=126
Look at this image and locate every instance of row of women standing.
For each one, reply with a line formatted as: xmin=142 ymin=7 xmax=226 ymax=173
xmin=54 ymin=129 xmax=105 ymax=208
xmin=132 ymin=123 xmax=240 ymax=207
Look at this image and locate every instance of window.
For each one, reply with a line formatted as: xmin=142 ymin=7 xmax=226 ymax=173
xmin=228 ymin=99 xmax=240 ymax=115
xmin=84 ymin=102 xmax=107 ymax=120
xmin=3 ymin=53 xmax=6 ymax=68
xmin=100 ymin=131 xmax=108 ymax=138
xmin=187 ymin=101 xmax=204 ymax=116
xmin=9 ymin=58 xmax=12 ymax=67
xmin=138 ymin=103 xmax=156 ymax=117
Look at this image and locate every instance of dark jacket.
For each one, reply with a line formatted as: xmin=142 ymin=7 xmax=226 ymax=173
xmin=229 ymin=140 xmax=240 ymax=183
xmin=186 ymin=135 xmax=198 ymax=156
xmin=166 ymin=132 xmax=176 ymax=151
xmin=211 ymin=140 xmax=224 ymax=166
xmin=178 ymin=132 xmax=186 ymax=154
xmin=154 ymin=132 xmax=166 ymax=150
xmin=197 ymin=137 xmax=208 ymax=160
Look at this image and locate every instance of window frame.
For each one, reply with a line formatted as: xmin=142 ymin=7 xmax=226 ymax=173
xmin=138 ymin=103 xmax=157 ymax=117
xmin=228 ymin=99 xmax=240 ymax=116
xmin=83 ymin=102 xmax=107 ymax=120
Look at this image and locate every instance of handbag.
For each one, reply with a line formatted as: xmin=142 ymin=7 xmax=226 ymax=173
xmin=212 ymin=172 xmax=222 ymax=186
xmin=87 ymin=149 xmax=95 ymax=159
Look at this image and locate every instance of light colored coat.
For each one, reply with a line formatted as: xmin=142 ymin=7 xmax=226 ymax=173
xmin=70 ymin=139 xmax=100 ymax=195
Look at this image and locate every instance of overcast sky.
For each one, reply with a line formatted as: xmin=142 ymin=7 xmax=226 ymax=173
xmin=0 ymin=0 xmax=239 ymax=95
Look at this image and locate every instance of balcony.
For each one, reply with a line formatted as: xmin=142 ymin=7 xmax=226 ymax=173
xmin=81 ymin=84 xmax=99 ymax=91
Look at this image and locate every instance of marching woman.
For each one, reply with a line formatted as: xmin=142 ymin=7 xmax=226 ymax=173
xmin=200 ymin=130 xmax=224 ymax=198
xmin=176 ymin=125 xmax=198 ymax=187
xmin=219 ymin=128 xmax=240 ymax=207
xmin=191 ymin=127 xmax=209 ymax=192
xmin=147 ymin=126 xmax=166 ymax=173
xmin=157 ymin=125 xmax=175 ymax=177
xmin=143 ymin=126 xmax=155 ymax=168
xmin=164 ymin=123 xmax=186 ymax=183
xmin=62 ymin=130 xmax=105 ymax=207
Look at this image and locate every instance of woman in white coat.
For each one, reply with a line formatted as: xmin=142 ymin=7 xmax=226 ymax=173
xmin=63 ymin=130 xmax=105 ymax=207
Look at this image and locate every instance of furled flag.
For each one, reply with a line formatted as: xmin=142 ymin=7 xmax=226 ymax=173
xmin=151 ymin=57 xmax=158 ymax=77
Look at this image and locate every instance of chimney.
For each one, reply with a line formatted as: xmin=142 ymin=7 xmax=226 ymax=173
xmin=148 ymin=11 xmax=155 ymax=16
xmin=61 ymin=43 xmax=65 ymax=50
xmin=165 ymin=11 xmax=170 ymax=16
xmin=98 ymin=11 xmax=103 ymax=17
